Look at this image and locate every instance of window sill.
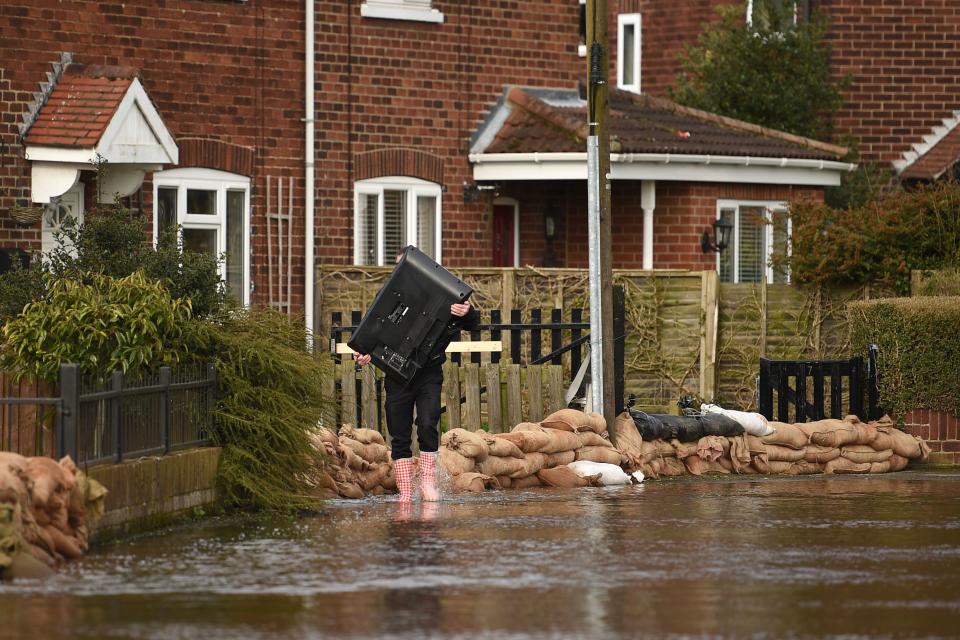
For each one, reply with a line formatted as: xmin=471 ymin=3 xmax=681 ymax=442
xmin=360 ymin=4 xmax=445 ymax=24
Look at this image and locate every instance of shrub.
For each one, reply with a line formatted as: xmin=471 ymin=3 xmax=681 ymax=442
xmin=670 ymin=2 xmax=847 ymax=141
xmin=848 ymin=296 xmax=960 ymax=419
xmin=183 ymin=309 xmax=333 ymax=512
xmin=0 ymin=271 xmax=191 ymax=382
xmin=0 ymin=259 xmax=45 ymax=326
xmin=784 ymin=181 xmax=960 ymax=293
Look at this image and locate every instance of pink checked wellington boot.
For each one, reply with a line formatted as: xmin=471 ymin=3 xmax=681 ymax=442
xmin=419 ymin=452 xmax=440 ymax=502
xmin=393 ymin=458 xmax=415 ymax=503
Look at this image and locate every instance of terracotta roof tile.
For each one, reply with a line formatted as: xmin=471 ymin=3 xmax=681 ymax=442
xmin=481 ymin=87 xmax=846 ymax=161
xmin=24 ymin=64 xmax=135 ymax=149
xmin=900 ymin=125 xmax=960 ymax=180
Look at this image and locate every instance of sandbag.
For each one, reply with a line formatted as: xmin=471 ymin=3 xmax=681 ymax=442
xmin=683 ymin=456 xmax=704 ymax=476
xmin=671 ymin=440 xmax=699 ymax=459
xmin=335 ymin=481 xmax=365 ymax=499
xmin=659 ymin=457 xmax=687 ymax=477
xmin=514 ymin=453 xmax=548 ymax=478
xmin=543 ymin=450 xmax=576 ymax=468
xmin=515 ymin=424 xmax=581 ymax=454
xmin=869 ymin=427 xmax=898 ymax=452
xmin=765 ymin=444 xmax=807 ymax=463
xmin=763 ymin=423 xmax=809 ymax=449
xmin=496 ymin=430 xmax=547 ymax=454
xmin=511 ymin=474 xmax=543 ymax=489
xmin=581 ymin=412 xmax=608 ymax=435
xmin=537 ymin=466 xmax=596 ymax=488
xmin=752 ymin=459 xmax=792 ymax=474
xmin=477 ymin=455 xmax=528 ymax=478
xmin=840 ymin=445 xmax=893 ymax=464
xmin=700 ymin=403 xmax=774 ymax=436
xmin=540 ymin=408 xmax=587 ymax=432
xmin=613 ymin=412 xmax=648 ymax=469
xmin=888 ymin=454 xmax=909 ymax=472
xmin=886 ymin=427 xmax=928 ymax=460
xmin=441 ymin=428 xmax=489 ymax=461
xmin=868 ymin=461 xmax=891 ymax=474
xmin=568 ymin=460 xmax=636 ymax=486
xmin=803 ymin=445 xmax=841 ymax=464
xmin=439 ymin=447 xmax=475 ymax=475
xmin=701 ymin=460 xmax=731 ymax=475
xmin=577 ymin=431 xmax=615 ymax=448
xmin=808 ymin=420 xmax=860 ymax=448
xmin=339 ymin=425 xmax=386 ymax=446
xmin=824 ymin=458 xmax=871 ymax=474
xmin=451 ymin=472 xmax=500 ymax=493
xmin=340 ymin=437 xmax=390 ymax=464
xmin=696 ymin=436 xmax=728 ymax=462
xmin=785 ymin=461 xmax=824 ymax=475
xmin=480 ymin=433 xmax=524 ymax=458
xmin=495 ymin=475 xmax=512 ymax=489
xmin=341 ymin=445 xmax=372 ymax=471
xmin=574 ymin=446 xmax=622 ymax=466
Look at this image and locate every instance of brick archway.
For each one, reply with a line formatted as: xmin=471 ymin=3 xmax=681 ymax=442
xmin=176 ymin=138 xmax=255 ymax=176
xmin=355 ymin=148 xmax=444 ymax=184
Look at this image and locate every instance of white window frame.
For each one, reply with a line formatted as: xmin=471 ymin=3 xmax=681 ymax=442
xmin=715 ymin=199 xmax=791 ymax=284
xmin=153 ymin=167 xmax=251 ymax=306
xmin=360 ymin=0 xmax=444 ymax=24
xmin=354 ymin=177 xmax=443 ymax=266
xmin=578 ymin=0 xmax=587 ymax=57
xmin=617 ymin=13 xmax=642 ymax=94
xmin=746 ymin=0 xmax=799 ymax=28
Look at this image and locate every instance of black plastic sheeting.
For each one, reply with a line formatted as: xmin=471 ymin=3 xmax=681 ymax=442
xmin=629 ymin=409 xmax=745 ymax=442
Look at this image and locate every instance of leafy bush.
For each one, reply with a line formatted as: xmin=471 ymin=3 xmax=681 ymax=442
xmin=183 ymin=309 xmax=333 ymax=512
xmin=0 ymin=271 xmax=191 ymax=382
xmin=46 ymin=205 xmax=225 ymax=317
xmin=784 ymin=181 xmax=960 ymax=293
xmin=914 ymin=268 xmax=960 ymax=297
xmin=849 ymin=296 xmax=960 ymax=418
xmin=670 ymin=2 xmax=847 ymax=141
xmin=0 ymin=259 xmax=45 ymax=326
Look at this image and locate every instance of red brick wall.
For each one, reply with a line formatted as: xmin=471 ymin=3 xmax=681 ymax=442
xmin=0 ymin=0 xmax=306 ymax=309
xmin=902 ymin=409 xmax=960 ymax=467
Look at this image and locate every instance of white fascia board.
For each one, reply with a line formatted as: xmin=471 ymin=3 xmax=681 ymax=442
xmin=469 ymin=153 xmax=855 ymax=187
xmin=25 ymin=146 xmax=97 ymax=163
xmin=97 ymin=78 xmax=179 ymax=165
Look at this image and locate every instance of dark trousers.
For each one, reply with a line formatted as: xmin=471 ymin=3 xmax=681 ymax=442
xmin=385 ymin=364 xmax=443 ymax=460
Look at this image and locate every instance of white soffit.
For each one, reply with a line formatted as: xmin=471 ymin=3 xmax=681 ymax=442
xmin=469 ymin=153 xmax=855 ymax=187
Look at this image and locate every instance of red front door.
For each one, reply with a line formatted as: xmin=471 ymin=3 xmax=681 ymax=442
xmin=492 ymin=204 xmax=515 ymax=267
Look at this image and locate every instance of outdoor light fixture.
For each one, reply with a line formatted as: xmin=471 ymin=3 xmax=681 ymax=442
xmin=701 ymin=217 xmax=734 ymax=253
xmin=544 ymin=214 xmax=556 ymax=240
xmin=463 ymin=181 xmax=499 ymax=204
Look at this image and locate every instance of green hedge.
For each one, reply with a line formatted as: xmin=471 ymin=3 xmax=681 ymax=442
xmin=848 ymin=296 xmax=960 ymax=419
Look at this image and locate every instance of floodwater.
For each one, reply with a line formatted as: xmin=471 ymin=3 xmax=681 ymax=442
xmin=2 ymin=472 xmax=960 ymax=640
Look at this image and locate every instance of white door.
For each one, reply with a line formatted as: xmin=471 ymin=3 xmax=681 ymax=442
xmin=41 ymin=184 xmax=84 ymax=255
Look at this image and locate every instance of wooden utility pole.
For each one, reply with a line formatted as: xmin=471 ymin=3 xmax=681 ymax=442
xmin=586 ymin=0 xmax=617 ymax=442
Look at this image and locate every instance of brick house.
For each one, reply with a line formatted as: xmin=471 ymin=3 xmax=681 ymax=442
xmin=1 ymin=1 xmax=851 ymax=331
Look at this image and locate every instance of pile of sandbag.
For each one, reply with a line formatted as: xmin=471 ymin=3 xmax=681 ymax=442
xmin=308 ymin=425 xmax=396 ymax=499
xmin=0 ymin=452 xmax=108 ymax=579
xmin=439 ymin=409 xmax=632 ymax=492
xmin=614 ymin=412 xmax=931 ymax=479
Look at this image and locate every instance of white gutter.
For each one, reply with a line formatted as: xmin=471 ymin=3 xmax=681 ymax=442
xmin=304 ymin=0 xmax=315 ymax=341
xmin=469 ymin=152 xmax=856 ymax=186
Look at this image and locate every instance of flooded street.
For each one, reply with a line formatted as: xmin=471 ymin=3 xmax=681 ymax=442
xmin=2 ymin=471 xmax=959 ymax=639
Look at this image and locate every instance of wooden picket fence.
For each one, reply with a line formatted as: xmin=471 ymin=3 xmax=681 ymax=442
xmin=320 ymin=357 xmax=568 ymax=445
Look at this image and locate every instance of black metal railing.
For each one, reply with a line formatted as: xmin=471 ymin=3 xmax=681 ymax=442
xmin=1 ymin=363 xmax=216 ymax=466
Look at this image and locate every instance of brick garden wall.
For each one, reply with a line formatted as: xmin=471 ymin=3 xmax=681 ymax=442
xmin=901 ymin=409 xmax=960 ymax=467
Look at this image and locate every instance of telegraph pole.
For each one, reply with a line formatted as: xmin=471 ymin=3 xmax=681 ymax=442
xmin=586 ymin=0 xmax=617 ymax=442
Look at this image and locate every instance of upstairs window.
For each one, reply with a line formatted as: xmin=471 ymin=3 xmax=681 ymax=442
xmin=361 ymin=0 xmax=444 ymax=23
xmin=617 ymin=13 xmax=641 ymax=93
xmin=354 ymin=177 xmax=442 ymax=266
xmin=747 ymin=0 xmax=809 ymax=30
xmin=716 ymin=201 xmax=790 ymax=284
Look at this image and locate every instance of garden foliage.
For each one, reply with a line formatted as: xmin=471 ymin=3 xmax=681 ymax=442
xmin=670 ymin=1 xmax=847 ymax=141
xmin=849 ymin=296 xmax=960 ymax=419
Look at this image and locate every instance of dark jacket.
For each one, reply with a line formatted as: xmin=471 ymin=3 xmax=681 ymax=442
xmin=423 ymin=305 xmax=480 ymax=368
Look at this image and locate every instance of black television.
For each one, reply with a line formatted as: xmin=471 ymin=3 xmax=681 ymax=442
xmin=347 ymin=246 xmax=473 ymax=384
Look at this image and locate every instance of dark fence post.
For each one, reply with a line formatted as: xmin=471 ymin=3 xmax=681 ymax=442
xmin=849 ymin=356 xmax=864 ymax=419
xmin=205 ymin=362 xmax=217 ymax=442
xmin=159 ymin=366 xmax=172 ymax=454
xmin=551 ymin=308 xmax=563 ymax=365
xmin=110 ymin=370 xmax=123 ymax=463
xmin=530 ymin=308 xmax=542 ymax=363
xmin=58 ymin=363 xmax=80 ymax=461
xmin=867 ymin=343 xmax=880 ymax=420
xmin=490 ymin=309 xmax=502 ymax=364
xmin=758 ymin=358 xmax=772 ymax=419
xmin=510 ymin=309 xmax=522 ymax=363
xmin=571 ymin=308 xmax=583 ymax=377
xmin=613 ymin=285 xmax=625 ymax=413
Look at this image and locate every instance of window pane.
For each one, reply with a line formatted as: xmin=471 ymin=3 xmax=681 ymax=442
xmin=738 ymin=206 xmax=766 ymax=283
xmin=718 ymin=208 xmax=735 ymax=283
xmin=771 ymin=208 xmax=790 ymax=284
xmin=417 ymin=195 xmax=437 ymax=259
xmin=383 ymin=189 xmax=406 ymax=264
xmin=187 ymin=189 xmax=216 ymax=216
xmin=183 ymin=228 xmax=217 ymax=257
xmin=358 ymin=193 xmax=378 ymax=266
xmin=622 ymin=24 xmax=635 ymax=86
xmin=226 ymin=190 xmax=245 ymax=301
xmin=157 ymin=187 xmax=177 ymax=236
